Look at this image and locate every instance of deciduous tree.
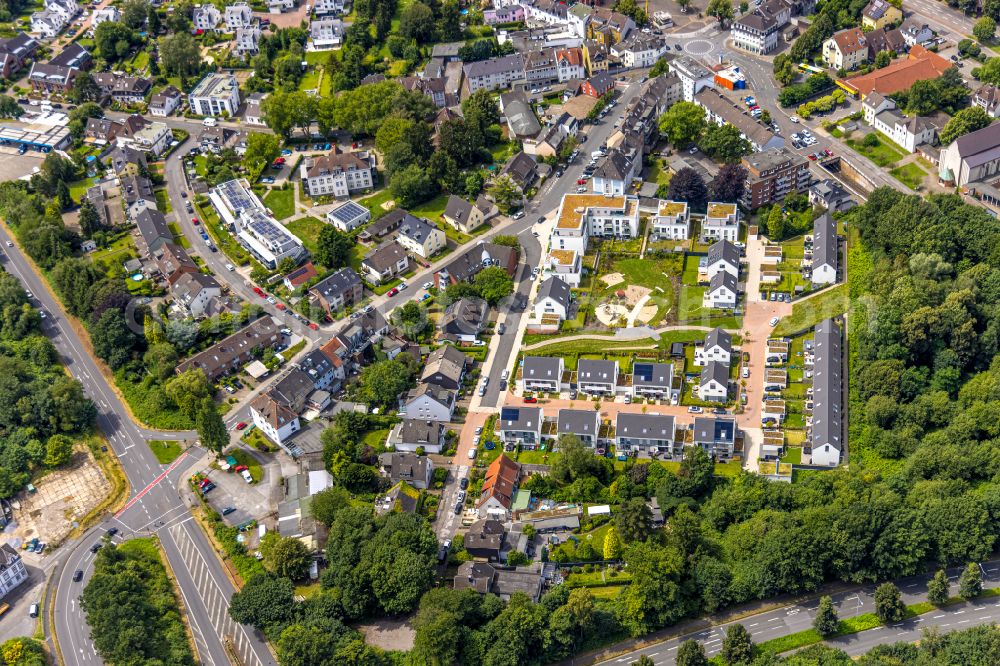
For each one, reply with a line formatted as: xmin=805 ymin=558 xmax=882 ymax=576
xmin=874 ymin=582 xmax=905 ymax=624
xmin=658 ymin=101 xmax=706 ymax=148
xmin=959 ymin=562 xmax=983 ymax=599
xmin=928 ymin=569 xmax=950 ymax=606
xmin=720 ymin=623 xmax=754 ymax=665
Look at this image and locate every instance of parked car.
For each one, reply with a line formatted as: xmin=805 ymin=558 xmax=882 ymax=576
xmin=222 ymin=507 xmax=236 ymax=516
xmin=687 ymin=406 xmax=703 ymax=413
xmin=236 ymin=422 xmax=248 ymax=430
xmin=497 ymin=323 xmax=506 ymax=335
xmin=524 ymin=396 xmax=537 ymax=403
xmin=106 ymin=527 xmax=118 ymax=537
xmin=387 ymin=287 xmax=399 ymax=297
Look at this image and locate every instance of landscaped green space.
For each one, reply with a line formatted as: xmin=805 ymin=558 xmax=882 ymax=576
xmin=359 ymin=188 xmax=395 ymax=218
xmin=780 ymin=447 xmax=802 ymax=464
xmin=889 ymin=162 xmax=927 ymax=190
xmin=844 ymin=132 xmax=907 ymax=167
xmin=154 ymin=189 xmax=172 ymax=213
xmin=774 ymin=284 xmax=849 ymax=336
xmin=147 ymin=440 xmax=183 ymax=464
xmin=225 ymin=447 xmax=263 ymax=485
xmin=167 ymin=222 xmax=190 ymax=248
xmin=285 ymin=216 xmax=328 ymax=256
xmin=263 ymin=188 xmax=295 ymax=220
xmin=90 ymin=235 xmax=137 ymax=271
xmin=68 ymin=177 xmax=98 ymax=204
xmin=242 ymin=427 xmax=278 ymax=452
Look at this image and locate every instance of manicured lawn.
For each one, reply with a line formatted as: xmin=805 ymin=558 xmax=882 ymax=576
xmin=154 ymin=189 xmax=172 ymax=213
xmin=298 ymin=68 xmax=321 ymax=92
xmin=773 ymin=284 xmax=849 ymax=336
xmin=526 ymin=338 xmax=654 ymax=356
xmin=68 ymin=177 xmax=98 ymax=204
xmin=241 ymin=428 xmax=278 ymax=452
xmin=599 ymin=255 xmax=682 ymax=292
xmin=263 ymin=188 xmax=295 ymax=220
xmin=409 ymin=194 xmax=449 ymax=223
xmin=359 ymin=188 xmax=396 ymax=218
xmin=844 ymin=132 xmax=906 ymax=167
xmin=516 ymin=448 xmax=561 ymax=465
xmin=780 ymin=447 xmax=802 ymax=464
xmin=167 ymin=222 xmax=190 ymax=248
xmin=285 ymin=216 xmax=328 ymax=255
xmin=890 ymin=162 xmax=927 ymax=190
xmin=193 ymin=155 xmax=209 ymax=178
xmin=90 ymin=234 xmax=137 ymax=271
xmin=644 ymin=159 xmax=671 ymax=187
xmin=148 ymin=439 xmax=183 ymax=464
xmin=362 ymin=429 xmax=389 ymax=451
xmin=681 ymin=254 xmax=701 ymax=285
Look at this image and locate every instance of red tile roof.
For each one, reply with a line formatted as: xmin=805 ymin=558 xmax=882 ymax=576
xmin=845 ymin=44 xmax=953 ymax=97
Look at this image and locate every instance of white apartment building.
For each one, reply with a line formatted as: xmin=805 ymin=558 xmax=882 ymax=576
xmin=652 ymin=200 xmax=690 ymax=240
xmin=188 ymin=73 xmax=241 ymax=117
xmin=0 ymin=544 xmax=28 ymax=600
xmin=702 ymin=202 xmax=740 ymax=242
xmin=192 ymin=3 xmax=223 ymax=32
xmin=669 ymin=55 xmax=714 ymax=102
xmin=300 ymin=151 xmax=375 ymax=198
xmin=225 ymin=2 xmax=254 ymax=30
xmin=550 ymin=193 xmax=641 ymax=255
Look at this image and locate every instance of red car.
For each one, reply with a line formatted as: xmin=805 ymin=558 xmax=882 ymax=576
xmin=309 ymin=323 xmax=319 ymax=330
xmin=387 ymin=287 xmax=399 ymax=297
xmin=577 ymin=179 xmax=586 ymax=185
xmin=236 ymin=422 xmax=248 ymax=430
xmin=276 ymin=303 xmax=286 ymax=310
xmin=199 ymin=477 xmax=211 ymax=488
xmin=524 ymin=396 xmax=538 ymax=403
xmin=824 ymin=149 xmax=834 ymax=156
xmin=192 ymin=217 xmax=199 ymax=225
xmin=234 ymin=465 xmax=248 ymax=472
xmin=807 ymin=154 xmax=817 ymax=161
xmin=274 ymin=157 xmax=286 ymax=165
xmin=253 ymin=287 xmax=264 ymax=296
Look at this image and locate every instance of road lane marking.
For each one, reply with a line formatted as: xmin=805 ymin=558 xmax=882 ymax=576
xmin=114 ymin=452 xmax=189 ymax=518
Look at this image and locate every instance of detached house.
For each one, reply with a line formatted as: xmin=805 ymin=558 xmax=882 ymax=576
xmin=397 ymin=215 xmax=446 ymax=259
xmin=705 ymin=240 xmax=740 ymax=280
xmin=225 ymin=2 xmax=254 ymax=30
xmin=420 ymin=345 xmax=468 ymax=391
xmin=695 ymin=328 xmax=733 ymax=367
xmin=477 ymin=454 xmax=520 ymax=519
xmin=149 ymin=86 xmax=183 ymax=117
xmin=591 ymin=149 xmax=635 ymax=196
xmin=823 ymin=28 xmax=868 ymax=70
xmin=386 ymin=420 xmax=446 ymax=454
xmin=401 ymin=383 xmax=456 ymax=422
xmin=439 ymin=298 xmax=487 ymax=343
xmin=699 ymin=362 xmax=729 ymax=402
xmin=652 ymin=200 xmax=690 ymax=240
xmin=361 ymin=241 xmax=410 ymax=285
xmin=0 ymin=33 xmax=37 ymax=79
xmin=309 ymin=267 xmax=363 ymax=315
xmin=557 ymin=409 xmax=601 ymax=446
xmin=235 ymin=24 xmax=262 ymax=56
xmin=693 ymin=416 xmax=737 ymax=460
xmin=533 ymin=276 xmax=572 ymax=322
xmin=193 ymin=4 xmax=222 ymax=32
xmin=973 ymin=84 xmax=1000 ymax=118
xmin=443 ymin=195 xmax=489 ymax=234
xmin=703 ymin=271 xmax=739 ymax=309
xmin=519 ymin=356 xmax=564 ymax=394
xmin=497 ymin=406 xmax=543 ymax=449
xmin=861 ymin=0 xmax=901 ymax=31
xmin=577 ymin=358 xmax=619 ymax=395
xmin=379 ymin=452 xmax=434 ymax=489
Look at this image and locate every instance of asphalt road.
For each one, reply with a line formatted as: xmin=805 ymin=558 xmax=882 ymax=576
xmin=0 ymin=228 xmax=275 ymax=665
xmin=595 ymin=562 xmax=1000 ymax=665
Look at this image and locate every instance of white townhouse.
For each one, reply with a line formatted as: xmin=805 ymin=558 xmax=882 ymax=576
xmin=519 ymin=356 xmax=565 ymax=394
xmin=533 ymin=276 xmax=572 ymax=322
xmin=91 ymin=6 xmax=119 ymax=26
xmin=577 ymin=358 xmax=619 ymax=395
xmin=705 ymin=240 xmax=740 ymax=280
xmin=556 ymin=409 xmax=601 ymax=446
xmin=652 ymin=200 xmax=690 ymax=240
xmin=811 ymin=211 xmax=839 ymax=286
xmin=556 ymin=47 xmax=586 ymax=82
xmin=591 ymin=149 xmax=636 ymax=197
xmin=250 ymin=392 xmax=300 ymax=447
xmin=612 ymin=32 xmax=667 ymax=69
xmin=694 ymin=328 xmax=732 ymax=367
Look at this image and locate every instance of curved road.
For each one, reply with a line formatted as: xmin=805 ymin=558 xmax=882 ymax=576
xmin=0 ymin=228 xmax=275 ymax=665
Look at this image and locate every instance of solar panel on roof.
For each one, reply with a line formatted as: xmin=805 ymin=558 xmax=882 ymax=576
xmin=329 ymin=201 xmax=367 ymax=224
xmin=500 ymin=407 xmax=520 ymax=421
xmin=633 ymin=363 xmax=652 ymax=381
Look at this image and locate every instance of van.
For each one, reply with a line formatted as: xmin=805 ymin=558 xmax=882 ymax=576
xmin=29 ymin=603 xmax=38 ymax=618
xmin=501 ymin=369 xmax=510 ymax=381
xmin=468 ymin=448 xmax=476 ymax=460
xmin=203 ymin=117 xmax=217 ymax=127
xmin=591 ymin=150 xmax=603 ymax=160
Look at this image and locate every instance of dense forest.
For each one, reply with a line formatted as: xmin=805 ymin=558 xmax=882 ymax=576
xmin=81 ymin=538 xmax=196 ymax=665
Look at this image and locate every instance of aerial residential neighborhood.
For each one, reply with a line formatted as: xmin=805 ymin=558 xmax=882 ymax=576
xmin=0 ymin=0 xmax=999 ymax=663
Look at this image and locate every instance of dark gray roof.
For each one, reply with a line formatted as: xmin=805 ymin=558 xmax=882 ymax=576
xmin=362 ymin=240 xmax=408 ymax=273
xmin=379 ymin=451 xmax=432 ymax=485
xmin=616 ymin=412 xmax=674 ymax=439
xmin=444 ymin=195 xmax=475 ymax=225
xmin=709 ymin=271 xmax=738 ymax=294
xmin=464 ymin=519 xmax=505 ymax=553
xmin=498 ymin=406 xmax=542 ymax=432
xmin=535 ymin=276 xmax=571 ymax=309
xmin=398 ymin=216 xmax=440 ymax=244
xmin=632 ymin=362 xmax=672 ymax=388
xmin=812 ymin=211 xmax=838 ymax=271
xmin=811 ymin=318 xmax=843 ymax=454
xmin=522 ymin=356 xmax=562 ymax=381
xmin=593 ymin=149 xmax=632 ymax=181
xmin=700 ymin=361 xmax=729 ymax=387
xmin=557 ymin=408 xmax=599 ymax=436
xmin=440 ymin=297 xmax=487 ymax=335
xmin=298 ymin=349 xmax=334 ymax=384
xmin=421 ymin=344 xmax=467 ymax=384
xmin=707 ymin=239 xmax=740 ymax=268
xmin=810 ymin=179 xmax=853 ymax=208
xmin=464 ymin=53 xmax=524 ymax=79
xmin=312 ymin=267 xmax=361 ymax=300
xmin=693 ymin=416 xmax=736 ymax=444
xmin=704 ymin=327 xmax=732 ymax=353
xmin=577 ymin=358 xmax=618 ymax=384
xmin=397 ymin=419 xmax=443 ymax=446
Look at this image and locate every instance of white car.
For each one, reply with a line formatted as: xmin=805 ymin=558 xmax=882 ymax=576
xmin=512 ymin=211 xmax=525 ymax=220
xmin=769 ymin=316 xmax=779 ymax=327
xmin=203 ymin=117 xmax=217 ymax=127
xmin=742 ymin=366 xmax=749 ymax=378
xmin=790 ymin=116 xmax=800 ymax=123
xmin=241 ymin=469 xmax=253 ymax=483
xmin=576 ymin=186 xmax=587 ymax=193
xmin=226 ymin=263 xmax=235 ymax=271
xmin=4 ymin=241 xmax=11 ymax=247
xmin=422 ymin=281 xmax=433 ymax=290
xmin=468 ymin=448 xmax=477 ymax=460
xmin=475 ymin=426 xmax=483 ymax=435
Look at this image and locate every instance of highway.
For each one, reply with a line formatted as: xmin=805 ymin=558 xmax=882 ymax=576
xmin=0 ymin=226 xmax=275 ymax=665
xmin=595 ymin=563 xmax=1000 ymax=664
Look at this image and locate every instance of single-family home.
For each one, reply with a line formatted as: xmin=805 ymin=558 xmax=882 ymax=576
xmin=192 ymin=4 xmax=223 ymax=32
xmin=386 ymin=420 xmax=445 ymax=454
xmin=379 ymin=451 xmax=434 ymax=489
xmin=519 ymin=356 xmax=564 ymax=393
xmin=91 ymin=5 xmax=119 ymax=25
xmin=695 ymin=328 xmax=733 ymax=367
xmin=310 ymin=18 xmax=345 ymax=49
xmin=533 ymin=276 xmax=572 ymax=322
xmin=401 ymin=383 xmax=456 ymax=422
xmin=476 ymin=455 xmax=521 ymax=521
xmin=443 ymin=195 xmax=488 ymax=234
xmin=244 ymin=92 xmax=267 ymax=125
xmin=692 ymin=416 xmax=737 ymax=460
xmin=439 ymin=298 xmax=487 ymax=342
xmin=577 ymin=358 xmax=618 ymax=395
xmin=149 ymin=86 xmax=183 ymax=117
xmin=396 ymin=214 xmax=446 ymax=259
xmin=556 ymin=409 xmax=601 ymax=446
xmin=500 ymin=151 xmax=539 ymax=192
xmin=631 ymin=362 xmax=673 ymax=400
xmin=822 ymin=28 xmax=869 ymax=70
xmin=225 ymin=2 xmax=254 ymax=30
xmin=497 ymin=406 xmax=543 ymax=448
xmin=705 ymin=240 xmax=740 ymax=280
xmin=420 ymin=345 xmax=468 ymax=391
xmin=703 ymin=271 xmax=738 ymax=309
xmin=809 ymin=179 xmax=856 ymax=213
xmin=171 ymin=272 xmax=222 ymax=318
xmin=973 ymin=84 xmax=1000 ymax=118
xmin=454 ymin=562 xmax=543 ymax=602
xmin=861 ymin=0 xmax=901 ymax=31
xmin=591 ymin=149 xmax=635 ymax=196
xmin=282 ymin=262 xmax=318 ymax=292
xmin=616 ymin=413 xmax=677 ymax=456
xmin=898 ymin=18 xmax=933 ymax=47
xmin=464 ymin=519 xmax=506 ymax=560
xmin=699 ymin=362 xmax=729 ymax=402
xmin=235 ymin=24 xmax=262 ymax=56
xmin=361 ymin=241 xmax=410 ymax=285
xmin=309 ymin=267 xmax=364 ymax=315
xmin=250 ymin=391 xmax=301 ymax=447
xmin=581 ymin=72 xmax=615 ymax=98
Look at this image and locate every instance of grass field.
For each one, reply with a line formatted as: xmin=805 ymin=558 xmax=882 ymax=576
xmin=774 ymin=284 xmax=848 ymax=336
xmin=844 ymin=132 xmax=906 ymax=167
xmin=90 ymin=235 xmax=137 ymax=271
xmin=263 ymin=188 xmax=295 ymax=219
xmin=285 ymin=216 xmax=327 ymax=255
xmin=148 ymin=440 xmax=183 ymax=464
xmin=889 ymin=162 xmax=927 ymax=190
xmin=68 ymin=177 xmax=98 ymax=204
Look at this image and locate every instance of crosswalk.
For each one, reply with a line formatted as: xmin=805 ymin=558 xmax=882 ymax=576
xmin=168 ymin=522 xmax=269 ymax=666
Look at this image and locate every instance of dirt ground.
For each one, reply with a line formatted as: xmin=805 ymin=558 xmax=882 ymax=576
xmin=256 ymin=6 xmax=309 ymax=28
xmin=10 ymin=446 xmax=110 ymax=545
xmin=357 ymin=617 xmax=416 ymax=652
xmin=600 ymin=272 xmax=625 ymax=288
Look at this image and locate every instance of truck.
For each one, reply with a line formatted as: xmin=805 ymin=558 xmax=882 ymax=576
xmin=591 ymin=150 xmax=604 ymax=160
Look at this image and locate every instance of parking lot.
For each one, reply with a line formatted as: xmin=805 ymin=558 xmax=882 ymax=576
xmin=0 ymin=146 xmax=45 ymax=181
xmin=197 ymin=455 xmax=275 ymax=527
